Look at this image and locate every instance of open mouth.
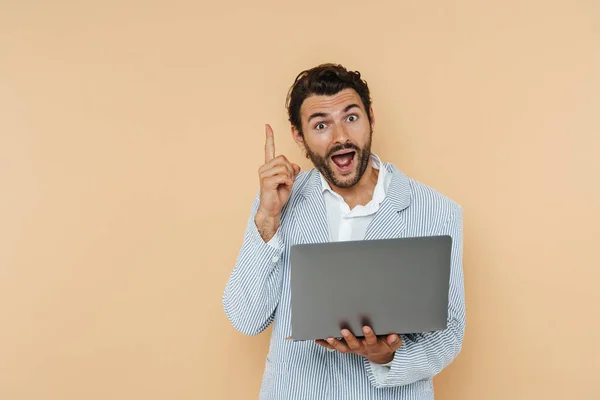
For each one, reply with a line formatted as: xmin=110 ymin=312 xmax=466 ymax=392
xmin=331 ymin=150 xmax=356 ymax=174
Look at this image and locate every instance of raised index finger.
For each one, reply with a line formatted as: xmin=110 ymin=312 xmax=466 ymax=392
xmin=265 ymin=124 xmax=275 ymax=163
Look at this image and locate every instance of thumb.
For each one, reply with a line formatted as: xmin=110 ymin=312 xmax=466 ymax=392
xmin=292 ymin=163 xmax=301 ymax=176
xmin=387 ymin=334 xmax=402 ymax=351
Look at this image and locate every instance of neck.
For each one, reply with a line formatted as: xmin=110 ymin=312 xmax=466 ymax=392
xmin=330 ymin=162 xmax=379 ymax=209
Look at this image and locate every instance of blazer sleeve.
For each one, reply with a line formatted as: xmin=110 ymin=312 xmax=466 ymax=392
xmin=222 ymin=191 xmax=286 ymax=336
xmin=364 ymin=204 xmax=466 ymax=387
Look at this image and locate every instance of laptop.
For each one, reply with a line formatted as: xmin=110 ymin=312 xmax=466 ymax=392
xmin=288 ymin=235 xmax=452 ymax=341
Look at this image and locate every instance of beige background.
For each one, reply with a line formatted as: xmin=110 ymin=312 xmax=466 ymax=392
xmin=1 ymin=0 xmax=599 ymax=399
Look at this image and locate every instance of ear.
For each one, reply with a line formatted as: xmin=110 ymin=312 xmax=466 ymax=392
xmin=369 ymin=106 xmax=375 ymax=130
xmin=291 ymin=125 xmax=305 ymax=151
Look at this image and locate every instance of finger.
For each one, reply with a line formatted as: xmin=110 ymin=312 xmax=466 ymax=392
xmin=341 ymin=329 xmax=362 ymax=351
xmin=260 ymin=156 xmax=294 ymax=178
xmin=279 ymin=157 xmax=295 ymax=179
xmin=259 ymin=165 xmax=292 ymax=180
xmin=265 ymin=124 xmax=275 ymax=164
xmin=386 ymin=334 xmax=402 ymax=351
xmin=262 ymin=174 xmax=294 ymax=190
xmin=326 ymin=337 xmax=350 ymax=353
xmin=292 ymin=163 xmax=301 ymax=177
xmin=315 ymin=340 xmax=334 ymax=349
xmin=362 ymin=326 xmax=378 ymax=347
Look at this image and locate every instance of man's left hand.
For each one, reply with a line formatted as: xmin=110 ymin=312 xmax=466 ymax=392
xmin=315 ymin=326 xmax=402 ymax=365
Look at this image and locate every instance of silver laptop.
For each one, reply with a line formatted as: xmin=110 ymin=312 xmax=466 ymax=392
xmin=289 ymin=235 xmax=452 ymax=341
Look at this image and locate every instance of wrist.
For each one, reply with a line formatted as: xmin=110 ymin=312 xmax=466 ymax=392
xmin=368 ymin=352 xmax=395 ymax=365
xmin=255 ymin=209 xmax=280 ymax=242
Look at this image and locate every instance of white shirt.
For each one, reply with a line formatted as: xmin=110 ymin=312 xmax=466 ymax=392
xmin=321 ymin=153 xmax=392 ymax=242
xmin=320 ymin=153 xmax=393 ymax=383
xmin=269 ymin=153 xmax=394 ymax=383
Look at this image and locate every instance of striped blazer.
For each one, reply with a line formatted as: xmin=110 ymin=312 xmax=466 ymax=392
xmin=222 ymin=162 xmax=465 ymax=399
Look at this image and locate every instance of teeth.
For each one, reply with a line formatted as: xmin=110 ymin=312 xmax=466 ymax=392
xmin=333 ymin=151 xmax=354 ymax=157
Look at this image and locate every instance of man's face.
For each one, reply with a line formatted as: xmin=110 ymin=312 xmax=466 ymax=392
xmin=293 ymin=88 xmax=374 ymax=189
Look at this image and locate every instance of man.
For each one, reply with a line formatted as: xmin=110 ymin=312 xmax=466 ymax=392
xmin=222 ymin=63 xmax=465 ymax=399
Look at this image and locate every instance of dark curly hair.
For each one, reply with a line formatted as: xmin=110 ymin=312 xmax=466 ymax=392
xmin=285 ymin=63 xmax=372 ymax=135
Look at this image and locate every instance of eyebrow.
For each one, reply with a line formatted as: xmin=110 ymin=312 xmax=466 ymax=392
xmin=307 ymin=103 xmax=361 ymax=123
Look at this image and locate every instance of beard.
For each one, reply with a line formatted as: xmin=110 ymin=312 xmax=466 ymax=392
xmin=304 ymin=130 xmax=372 ymax=189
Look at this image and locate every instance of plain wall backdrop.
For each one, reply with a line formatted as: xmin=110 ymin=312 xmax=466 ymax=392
xmin=1 ymin=0 xmax=599 ymax=399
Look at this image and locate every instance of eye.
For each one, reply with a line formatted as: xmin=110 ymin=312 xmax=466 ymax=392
xmin=315 ymin=122 xmax=327 ymax=130
xmin=346 ymin=114 xmax=358 ymax=122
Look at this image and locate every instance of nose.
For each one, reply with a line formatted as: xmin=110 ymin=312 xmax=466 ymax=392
xmin=331 ymin=122 xmax=350 ymax=145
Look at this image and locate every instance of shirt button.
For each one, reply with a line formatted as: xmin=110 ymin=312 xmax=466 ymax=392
xmin=327 ymin=348 xmax=335 ymax=352
xmin=272 ymin=255 xmax=279 ymax=263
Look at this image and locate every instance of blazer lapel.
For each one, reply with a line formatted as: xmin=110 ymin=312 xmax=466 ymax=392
xmin=292 ymin=170 xmax=330 ymax=245
xmin=364 ymin=163 xmax=412 ymax=241
xmin=292 ymin=163 xmax=411 ymax=244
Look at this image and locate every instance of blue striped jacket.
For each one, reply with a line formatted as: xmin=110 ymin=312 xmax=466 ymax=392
xmin=223 ymin=162 xmax=465 ymax=399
